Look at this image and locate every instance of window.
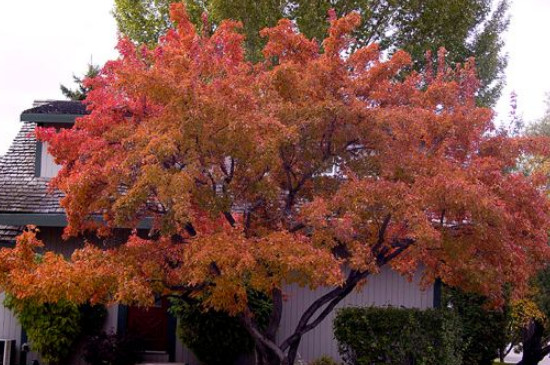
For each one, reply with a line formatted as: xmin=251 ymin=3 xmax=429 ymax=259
xmin=36 ymin=141 xmax=61 ymax=178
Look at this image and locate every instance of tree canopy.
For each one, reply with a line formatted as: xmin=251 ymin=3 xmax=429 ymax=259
xmin=1 ymin=4 xmax=547 ymax=365
xmin=113 ymin=0 xmax=509 ymax=105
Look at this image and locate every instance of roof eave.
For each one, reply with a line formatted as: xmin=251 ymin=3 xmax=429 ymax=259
xmin=19 ymin=113 xmax=80 ymax=123
xmin=0 ymin=213 xmax=153 ymax=229
xmin=0 ymin=213 xmax=67 ymax=227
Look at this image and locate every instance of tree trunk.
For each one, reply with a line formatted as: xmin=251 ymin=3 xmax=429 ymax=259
xmin=286 ymin=338 xmax=301 ymax=365
xmin=517 ymin=320 xmax=544 ymax=365
xmin=243 ymin=240 xmax=412 ymax=365
xmin=255 ymin=343 xmax=287 ymax=365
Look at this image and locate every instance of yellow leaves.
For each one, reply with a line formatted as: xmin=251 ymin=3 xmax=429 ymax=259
xmin=510 ymin=299 xmax=546 ymax=331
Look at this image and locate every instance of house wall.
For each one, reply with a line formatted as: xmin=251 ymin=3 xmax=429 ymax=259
xmin=0 ymin=293 xmax=22 ymax=364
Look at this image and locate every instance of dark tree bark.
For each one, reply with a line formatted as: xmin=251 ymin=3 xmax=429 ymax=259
xmin=518 ymin=320 xmax=545 ymax=365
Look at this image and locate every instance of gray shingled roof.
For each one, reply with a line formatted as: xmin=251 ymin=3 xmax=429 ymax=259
xmin=0 ymin=225 xmax=23 ymax=245
xmin=21 ymin=100 xmax=88 ymax=116
xmin=0 ymin=122 xmax=64 ymax=214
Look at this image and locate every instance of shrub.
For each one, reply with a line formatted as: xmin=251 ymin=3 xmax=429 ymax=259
xmin=169 ymin=291 xmax=272 ymax=365
xmin=310 ymin=355 xmax=341 ymax=365
xmin=5 ymin=295 xmax=82 ymax=365
xmin=333 ymin=306 xmax=463 ymax=365
xmin=4 ymin=295 xmax=107 ymax=365
xmin=443 ymin=288 xmax=509 ymax=365
xmin=79 ymin=303 xmax=108 ymax=336
xmin=83 ymin=331 xmax=143 ymax=365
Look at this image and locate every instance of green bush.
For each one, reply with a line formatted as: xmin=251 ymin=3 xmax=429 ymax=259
xmin=79 ymin=302 xmax=108 ymax=336
xmin=169 ymin=291 xmax=272 ymax=365
xmin=333 ymin=306 xmax=463 ymax=365
xmin=4 ymin=296 xmax=107 ymax=365
xmin=310 ymin=355 xmax=341 ymax=365
xmin=443 ymin=288 xmax=509 ymax=365
xmin=5 ymin=296 xmax=82 ymax=365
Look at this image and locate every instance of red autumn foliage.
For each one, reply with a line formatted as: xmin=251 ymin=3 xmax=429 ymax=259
xmin=3 ymin=3 xmax=550 ymax=364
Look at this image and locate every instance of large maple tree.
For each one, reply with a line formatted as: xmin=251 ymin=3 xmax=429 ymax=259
xmin=2 ymin=4 xmax=550 ymax=364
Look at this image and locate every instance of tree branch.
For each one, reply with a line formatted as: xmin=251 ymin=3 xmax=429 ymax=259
xmin=280 ymin=270 xmax=363 ymax=351
xmin=240 ymin=309 xmax=286 ymax=361
xmin=266 ymin=288 xmax=283 ymax=340
xmin=371 ymin=213 xmax=392 ymax=255
xmin=280 ymin=237 xmax=414 ymax=353
xmin=223 ymin=211 xmax=236 ymax=227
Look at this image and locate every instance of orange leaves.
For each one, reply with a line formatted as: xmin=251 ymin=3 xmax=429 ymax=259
xmin=23 ymin=5 xmax=550 ymax=312
xmin=260 ymin=19 xmax=319 ymax=65
xmin=169 ymin=2 xmax=195 ymax=37
xmin=323 ymin=12 xmax=361 ymax=56
xmin=0 ymin=235 xmax=116 ymax=305
xmin=165 ymin=223 xmax=343 ymax=314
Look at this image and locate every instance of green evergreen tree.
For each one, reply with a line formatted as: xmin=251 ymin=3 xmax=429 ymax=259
xmin=60 ymin=63 xmax=100 ymax=101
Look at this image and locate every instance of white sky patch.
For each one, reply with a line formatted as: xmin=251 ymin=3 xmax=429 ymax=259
xmin=495 ymin=0 xmax=550 ymax=126
xmin=0 ymin=1 xmax=118 ymax=155
xmin=0 ymin=1 xmax=549 ymax=155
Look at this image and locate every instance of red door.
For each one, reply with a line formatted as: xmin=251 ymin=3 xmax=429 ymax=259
xmin=126 ymin=298 xmax=169 ymax=352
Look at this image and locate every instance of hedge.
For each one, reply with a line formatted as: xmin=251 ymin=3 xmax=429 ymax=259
xmin=333 ymin=306 xmax=463 ymax=365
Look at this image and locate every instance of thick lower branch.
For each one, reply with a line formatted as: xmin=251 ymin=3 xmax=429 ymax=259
xmin=280 ymin=238 xmax=414 ymax=353
xmin=301 ymin=271 xmax=369 ymax=334
xmin=280 ymin=270 xmax=363 ymax=351
xmin=240 ymin=309 xmax=285 ymax=361
xmin=266 ymin=288 xmax=283 ymax=340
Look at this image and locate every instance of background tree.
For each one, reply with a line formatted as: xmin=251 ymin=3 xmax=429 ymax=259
xmin=294 ymin=0 xmax=509 ymax=106
xmin=503 ymin=95 xmax=550 ymax=365
xmin=113 ymin=0 xmax=177 ymax=47
xmin=60 ymin=63 xmax=100 ymax=101
xmin=113 ymin=0 xmax=509 ymax=105
xmin=2 ymin=5 xmax=548 ymax=365
xmin=528 ymin=93 xmax=550 ymax=137
xmin=114 ymin=0 xmax=284 ymax=61
xmin=443 ymin=288 xmax=510 ymax=365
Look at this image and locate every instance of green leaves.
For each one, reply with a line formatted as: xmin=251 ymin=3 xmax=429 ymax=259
xmin=5 ymin=295 xmax=81 ymax=365
xmin=334 ymin=306 xmax=464 ymax=365
xmin=60 ymin=63 xmax=101 ymax=101
xmin=113 ymin=0 xmax=508 ymax=104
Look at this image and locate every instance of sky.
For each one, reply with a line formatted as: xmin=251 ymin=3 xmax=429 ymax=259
xmin=0 ymin=1 xmax=118 ymax=155
xmin=0 ymin=1 xmax=549 ymax=155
